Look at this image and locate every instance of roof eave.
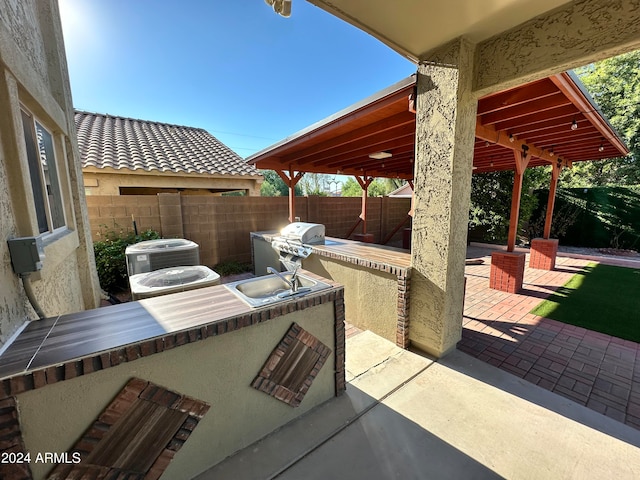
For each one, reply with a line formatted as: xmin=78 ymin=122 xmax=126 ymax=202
xmin=246 ymin=75 xmax=416 ymax=165
xmin=552 ymin=71 xmax=629 ymax=156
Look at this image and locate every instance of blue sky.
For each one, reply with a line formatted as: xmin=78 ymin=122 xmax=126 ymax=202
xmin=58 ymin=0 xmax=415 ymax=158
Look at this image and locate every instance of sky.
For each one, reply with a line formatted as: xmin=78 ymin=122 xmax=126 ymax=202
xmin=58 ymin=0 xmax=416 ymax=159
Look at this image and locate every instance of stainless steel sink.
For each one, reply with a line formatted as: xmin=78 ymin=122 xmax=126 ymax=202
xmin=225 ymin=272 xmax=332 ymax=308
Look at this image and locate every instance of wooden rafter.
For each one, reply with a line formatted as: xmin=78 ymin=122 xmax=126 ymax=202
xmin=248 ymin=73 xmax=626 ymax=181
xmin=475 ymin=119 xmax=571 ymax=168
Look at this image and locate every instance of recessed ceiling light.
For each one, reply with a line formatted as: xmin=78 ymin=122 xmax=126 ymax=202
xmin=368 ymin=151 xmax=392 ymax=160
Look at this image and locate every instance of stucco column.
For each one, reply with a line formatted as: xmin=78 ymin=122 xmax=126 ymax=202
xmin=409 ymin=38 xmax=476 ymax=358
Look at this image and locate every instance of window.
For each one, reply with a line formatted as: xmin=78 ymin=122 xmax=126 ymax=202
xmin=20 ymin=109 xmax=66 ymax=234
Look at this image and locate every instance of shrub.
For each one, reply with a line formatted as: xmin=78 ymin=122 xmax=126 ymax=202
xmin=213 ymin=260 xmax=253 ymax=277
xmin=93 ymin=228 xmax=160 ymax=292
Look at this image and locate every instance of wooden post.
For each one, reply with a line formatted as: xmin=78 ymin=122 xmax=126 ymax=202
xmin=543 ymin=162 xmax=562 ymax=239
xmin=356 ymin=175 xmax=373 ymax=234
xmin=276 ymin=168 xmax=304 ymax=223
xmin=506 ymin=150 xmax=530 ymax=252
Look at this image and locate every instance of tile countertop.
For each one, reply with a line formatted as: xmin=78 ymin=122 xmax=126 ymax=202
xmin=0 ymin=270 xmax=343 ymax=393
xmin=251 ymin=232 xmax=412 ymax=273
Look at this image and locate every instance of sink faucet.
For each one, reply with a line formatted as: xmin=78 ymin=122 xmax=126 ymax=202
xmin=267 ymin=265 xmax=300 ymax=292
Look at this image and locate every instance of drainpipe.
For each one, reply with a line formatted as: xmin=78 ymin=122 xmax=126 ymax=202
xmin=19 ymin=273 xmax=46 ymax=320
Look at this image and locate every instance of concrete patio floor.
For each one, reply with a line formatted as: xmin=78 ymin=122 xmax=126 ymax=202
xmin=198 ymin=329 xmax=640 ymax=479
xmin=460 ymin=244 xmax=640 ymax=430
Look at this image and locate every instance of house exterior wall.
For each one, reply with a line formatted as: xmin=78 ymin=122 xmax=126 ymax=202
xmin=83 ymin=168 xmax=262 ymax=196
xmin=0 ymin=0 xmax=101 ymax=346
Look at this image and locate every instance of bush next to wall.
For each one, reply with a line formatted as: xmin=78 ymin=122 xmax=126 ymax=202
xmin=528 ymin=186 xmax=640 ymax=250
xmin=93 ymin=229 xmax=161 ymax=293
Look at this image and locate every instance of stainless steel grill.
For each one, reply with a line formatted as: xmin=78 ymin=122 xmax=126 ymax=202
xmin=271 ymin=222 xmax=325 ymax=269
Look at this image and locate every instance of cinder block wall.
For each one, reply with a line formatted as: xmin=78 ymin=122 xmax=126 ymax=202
xmin=86 ymin=195 xmax=162 ymax=239
xmin=87 ymin=195 xmax=411 ymax=266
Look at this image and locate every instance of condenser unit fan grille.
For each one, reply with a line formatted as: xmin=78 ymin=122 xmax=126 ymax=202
xmin=138 ymin=268 xmax=208 ymax=288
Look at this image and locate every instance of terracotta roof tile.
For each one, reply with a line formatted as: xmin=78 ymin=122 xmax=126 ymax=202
xmin=75 ymin=110 xmax=261 ymax=177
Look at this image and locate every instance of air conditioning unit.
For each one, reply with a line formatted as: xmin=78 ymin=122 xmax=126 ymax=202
xmin=125 ymin=239 xmax=200 ymax=276
xmin=129 ymin=265 xmax=220 ymax=300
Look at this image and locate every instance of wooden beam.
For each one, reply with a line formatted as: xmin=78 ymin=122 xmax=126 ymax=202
xmin=284 ymin=112 xmax=415 ymax=165
xmin=479 ymin=92 xmax=571 ymax=126
xmin=355 ymin=176 xmax=373 ymax=234
xmin=276 ymin=168 xmax=304 ymax=223
xmin=477 ymin=79 xmax=559 ymax=115
xmin=491 ymin=104 xmax=578 ymax=133
xmin=311 ymin=127 xmax=415 ymax=167
xmin=382 ymin=215 xmax=411 ymax=245
xmin=507 ymin=150 xmax=530 ymax=252
xmin=543 ymin=162 xmax=562 ymax=239
xmin=475 ymin=120 xmax=571 ymax=168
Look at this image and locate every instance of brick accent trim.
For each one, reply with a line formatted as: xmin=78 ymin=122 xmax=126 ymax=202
xmin=396 ymin=271 xmax=411 ymax=348
xmin=0 ymin=289 xmax=345 ymax=401
xmin=252 ymin=323 xmax=331 ymax=407
xmin=310 ymin=248 xmax=410 ymax=277
xmin=529 ymin=238 xmax=559 ymax=270
xmin=490 ymin=252 xmax=526 ymax=294
xmin=0 ymin=397 xmax=32 ymax=480
xmin=48 ymin=378 xmax=209 ymax=480
xmin=333 ymin=295 xmax=346 ymax=396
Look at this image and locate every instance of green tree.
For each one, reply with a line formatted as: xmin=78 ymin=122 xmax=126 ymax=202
xmin=341 ymin=177 xmax=362 ymax=197
xmin=299 ymin=173 xmax=330 ymax=196
xmin=469 ymin=167 xmax=546 ymax=243
xmin=259 ymin=170 xmax=302 ymax=196
xmin=341 ymin=177 xmax=401 ymax=197
xmin=574 ymin=51 xmax=640 ymax=185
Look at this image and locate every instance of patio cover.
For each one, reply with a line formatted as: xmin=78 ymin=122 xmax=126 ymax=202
xmin=246 ymin=71 xmax=628 ymax=179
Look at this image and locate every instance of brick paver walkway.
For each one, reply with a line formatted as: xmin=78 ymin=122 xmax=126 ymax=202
xmin=458 ymin=247 xmax=640 ymax=430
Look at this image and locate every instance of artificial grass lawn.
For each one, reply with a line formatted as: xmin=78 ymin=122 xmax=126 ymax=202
xmin=530 ymin=262 xmax=640 ymax=343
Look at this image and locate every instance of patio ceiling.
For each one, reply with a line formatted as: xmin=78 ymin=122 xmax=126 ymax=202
xmin=306 ymin=0 xmax=574 ymax=63
xmin=247 ymin=72 xmax=628 ymax=180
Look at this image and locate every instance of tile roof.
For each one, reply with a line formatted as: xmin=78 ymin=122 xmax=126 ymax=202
xmin=74 ymin=110 xmax=261 ymax=177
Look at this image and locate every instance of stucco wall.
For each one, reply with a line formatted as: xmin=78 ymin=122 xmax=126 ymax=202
xmin=83 ymin=170 xmax=262 ymax=197
xmin=303 ymin=255 xmax=397 ymax=342
xmin=0 ymin=129 xmax=28 ymax=342
xmin=0 ymin=0 xmax=101 ymax=347
xmin=17 ymin=303 xmax=337 ymax=480
xmin=410 ymin=39 xmax=476 ymax=357
xmin=474 ymin=0 xmax=640 ymax=96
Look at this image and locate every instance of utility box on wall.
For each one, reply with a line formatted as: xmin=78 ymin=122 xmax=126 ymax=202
xmin=7 ymin=236 xmax=45 ymax=274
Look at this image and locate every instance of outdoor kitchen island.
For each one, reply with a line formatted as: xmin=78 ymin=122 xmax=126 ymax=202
xmin=251 ymin=231 xmax=411 ymax=348
xmin=0 ymin=271 xmax=345 ymax=480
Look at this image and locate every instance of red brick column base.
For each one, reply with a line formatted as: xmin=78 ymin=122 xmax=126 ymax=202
xmin=490 ymin=252 xmax=526 ymax=294
xmin=529 ymin=238 xmax=559 ymax=270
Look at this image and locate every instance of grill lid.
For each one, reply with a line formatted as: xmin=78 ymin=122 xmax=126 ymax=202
xmin=278 ymin=222 xmax=325 ymax=245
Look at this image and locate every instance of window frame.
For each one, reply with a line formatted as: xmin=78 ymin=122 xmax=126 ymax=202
xmin=19 ymin=106 xmax=67 ymax=236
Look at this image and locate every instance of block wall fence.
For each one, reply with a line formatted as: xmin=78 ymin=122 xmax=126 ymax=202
xmin=86 ymin=194 xmax=412 ymax=267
